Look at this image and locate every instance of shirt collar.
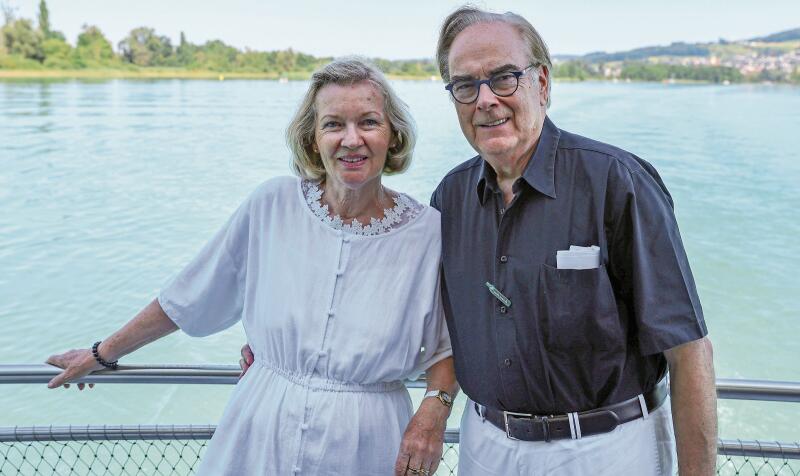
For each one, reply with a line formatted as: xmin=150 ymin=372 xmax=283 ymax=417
xmin=476 ymin=116 xmax=560 ymax=205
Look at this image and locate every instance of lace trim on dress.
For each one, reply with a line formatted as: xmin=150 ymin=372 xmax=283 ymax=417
xmin=302 ymin=180 xmax=423 ymax=236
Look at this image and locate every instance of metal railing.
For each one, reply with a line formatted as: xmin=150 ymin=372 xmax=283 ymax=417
xmin=1 ymin=364 xmax=798 ymax=475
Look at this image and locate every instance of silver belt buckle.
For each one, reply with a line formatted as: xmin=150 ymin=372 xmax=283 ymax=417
xmin=503 ymin=411 xmax=552 ymax=441
xmin=503 ymin=410 xmax=532 ymax=441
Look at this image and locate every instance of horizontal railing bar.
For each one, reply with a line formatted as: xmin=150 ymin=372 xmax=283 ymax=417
xmin=716 ymin=378 xmax=800 ymax=403
xmin=0 ymin=364 xmax=242 ymax=385
xmin=2 ymin=365 xmax=799 ymax=402
xmin=0 ymin=425 xmax=217 ymax=442
xmin=2 ymin=425 xmax=798 ymax=460
xmin=718 ymin=439 xmax=800 ymax=459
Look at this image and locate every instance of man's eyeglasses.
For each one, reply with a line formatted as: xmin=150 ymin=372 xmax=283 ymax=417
xmin=445 ymin=64 xmax=538 ymax=104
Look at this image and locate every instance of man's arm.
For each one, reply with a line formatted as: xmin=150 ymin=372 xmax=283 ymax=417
xmin=664 ymin=336 xmax=717 ymax=476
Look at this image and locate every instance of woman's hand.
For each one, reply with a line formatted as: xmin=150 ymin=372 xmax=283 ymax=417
xmin=394 ymin=398 xmax=449 ymax=476
xmin=239 ymin=343 xmax=254 ymax=379
xmin=46 ymin=349 xmax=103 ymax=390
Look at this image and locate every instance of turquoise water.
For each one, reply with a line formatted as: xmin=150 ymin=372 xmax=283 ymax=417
xmin=1 ymin=79 xmax=798 ymax=442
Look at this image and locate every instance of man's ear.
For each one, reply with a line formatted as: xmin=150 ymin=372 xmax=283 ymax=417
xmin=538 ymin=65 xmax=550 ymax=105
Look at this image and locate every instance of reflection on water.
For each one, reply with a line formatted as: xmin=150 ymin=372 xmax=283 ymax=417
xmin=1 ymin=79 xmax=799 ymax=440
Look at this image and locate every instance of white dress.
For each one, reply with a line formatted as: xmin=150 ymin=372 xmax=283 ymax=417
xmin=158 ymin=176 xmax=452 ymax=475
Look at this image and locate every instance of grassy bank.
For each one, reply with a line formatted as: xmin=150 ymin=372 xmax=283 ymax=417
xmin=0 ymin=68 xmax=439 ymax=81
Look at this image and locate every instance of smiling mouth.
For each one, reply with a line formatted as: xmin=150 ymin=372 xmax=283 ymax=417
xmin=479 ymin=118 xmax=509 ymax=127
xmin=339 ymin=155 xmax=367 ymax=164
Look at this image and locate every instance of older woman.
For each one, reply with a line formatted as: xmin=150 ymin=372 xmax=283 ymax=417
xmin=46 ymin=58 xmax=457 ymax=476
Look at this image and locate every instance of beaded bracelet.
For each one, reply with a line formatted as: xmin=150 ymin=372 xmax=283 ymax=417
xmin=92 ymin=341 xmax=118 ymax=370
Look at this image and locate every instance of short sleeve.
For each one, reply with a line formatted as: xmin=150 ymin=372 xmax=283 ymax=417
xmin=429 ymin=184 xmax=443 ymax=212
xmin=409 ymin=271 xmax=453 ymax=379
xmin=158 ymin=197 xmax=252 ymax=337
xmin=607 ymin=159 xmax=707 ymax=355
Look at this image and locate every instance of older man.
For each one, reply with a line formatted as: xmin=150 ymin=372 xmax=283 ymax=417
xmin=429 ymin=6 xmax=716 ymax=476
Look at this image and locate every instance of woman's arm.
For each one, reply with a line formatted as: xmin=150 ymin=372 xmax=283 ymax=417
xmin=394 ymin=356 xmax=459 ymax=476
xmin=46 ymin=298 xmax=178 ymax=388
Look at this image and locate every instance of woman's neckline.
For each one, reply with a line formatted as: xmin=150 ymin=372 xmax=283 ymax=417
xmin=300 ymin=179 xmax=424 ymax=237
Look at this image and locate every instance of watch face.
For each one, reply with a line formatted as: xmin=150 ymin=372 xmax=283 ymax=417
xmin=441 ymin=392 xmax=452 ymax=404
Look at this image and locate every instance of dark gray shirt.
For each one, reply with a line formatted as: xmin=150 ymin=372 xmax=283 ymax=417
xmin=431 ymin=116 xmax=707 ymax=414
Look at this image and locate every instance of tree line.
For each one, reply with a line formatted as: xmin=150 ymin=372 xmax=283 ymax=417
xmin=552 ymin=60 xmax=747 ymax=83
xmin=0 ymin=0 xmax=439 ymax=77
xmin=1 ymin=1 xmax=793 ymax=83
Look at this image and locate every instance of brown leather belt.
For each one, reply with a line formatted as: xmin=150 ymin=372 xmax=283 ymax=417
xmin=474 ymin=379 xmax=668 ymax=441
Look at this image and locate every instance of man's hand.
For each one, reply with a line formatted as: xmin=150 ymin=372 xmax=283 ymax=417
xmin=394 ymin=398 xmax=449 ymax=475
xmin=239 ymin=344 xmax=254 ymax=379
xmin=665 ymin=336 xmax=717 ymax=476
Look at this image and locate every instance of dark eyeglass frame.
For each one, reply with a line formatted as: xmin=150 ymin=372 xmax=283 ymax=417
xmin=445 ymin=64 xmax=539 ymax=104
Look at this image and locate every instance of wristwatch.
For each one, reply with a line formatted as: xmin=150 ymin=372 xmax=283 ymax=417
xmin=424 ymin=390 xmax=453 ymax=408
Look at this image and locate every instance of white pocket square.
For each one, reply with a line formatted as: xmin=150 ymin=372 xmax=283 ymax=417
xmin=556 ymin=245 xmax=600 ymax=270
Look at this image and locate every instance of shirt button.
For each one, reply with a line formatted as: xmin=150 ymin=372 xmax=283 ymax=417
xmin=319 ymin=351 xmax=327 ymax=358
xmin=503 ymin=358 xmax=512 ymax=367
xmin=499 ymin=255 xmax=508 ymax=263
xmin=499 ymin=208 xmax=505 ymax=215
xmin=499 ymin=306 xmax=507 ymax=314
xmin=300 ymin=423 xmax=309 ymax=431
xmin=293 ymin=467 xmax=301 ymax=473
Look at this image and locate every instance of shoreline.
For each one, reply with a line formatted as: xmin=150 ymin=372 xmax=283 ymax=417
xmin=0 ymin=69 xmax=439 ymax=81
xmin=1 ymin=69 xmax=797 ymax=86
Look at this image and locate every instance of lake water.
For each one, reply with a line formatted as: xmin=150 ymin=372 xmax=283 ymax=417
xmin=1 ymin=79 xmax=798 ymax=443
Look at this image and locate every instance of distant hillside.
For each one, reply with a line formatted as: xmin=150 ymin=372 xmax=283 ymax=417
xmin=582 ymin=43 xmax=711 ymax=63
xmin=551 ymin=26 xmax=800 ymax=84
xmin=569 ymin=27 xmax=799 ymax=64
xmin=749 ymin=28 xmax=800 ymax=43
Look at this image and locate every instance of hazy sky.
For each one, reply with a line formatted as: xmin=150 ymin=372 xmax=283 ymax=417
xmin=9 ymin=0 xmax=800 ymax=59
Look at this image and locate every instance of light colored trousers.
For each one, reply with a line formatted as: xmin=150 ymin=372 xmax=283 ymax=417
xmin=458 ymin=398 xmax=676 ymax=476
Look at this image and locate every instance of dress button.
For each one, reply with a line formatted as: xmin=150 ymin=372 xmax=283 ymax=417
xmin=499 ymin=306 xmax=507 ymax=314
xmin=300 ymin=423 xmax=309 ymax=431
xmin=319 ymin=351 xmax=327 ymax=358
xmin=499 ymin=255 xmax=508 ymax=263
xmin=293 ymin=467 xmax=301 ymax=473
xmin=503 ymin=358 xmax=512 ymax=367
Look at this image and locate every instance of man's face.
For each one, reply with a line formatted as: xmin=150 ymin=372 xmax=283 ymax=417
xmin=448 ymin=21 xmax=549 ymax=168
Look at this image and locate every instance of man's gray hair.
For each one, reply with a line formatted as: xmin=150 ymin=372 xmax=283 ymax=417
xmin=436 ymin=5 xmax=553 ymax=107
xmin=286 ymin=57 xmax=416 ymax=181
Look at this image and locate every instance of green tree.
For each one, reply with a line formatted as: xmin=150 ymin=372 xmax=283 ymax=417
xmin=176 ymin=31 xmax=196 ymax=67
xmin=194 ymin=39 xmax=237 ymax=70
xmin=552 ymin=61 xmax=597 ymax=80
xmin=1 ymin=18 xmax=44 ymax=61
xmin=73 ymin=24 xmax=115 ymax=66
xmin=37 ymin=0 xmax=50 ymax=38
xmin=118 ymin=27 xmax=174 ymax=66
xmin=42 ymin=36 xmax=71 ymax=67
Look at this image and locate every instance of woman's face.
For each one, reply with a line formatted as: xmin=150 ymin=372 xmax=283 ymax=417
xmin=313 ymin=81 xmax=392 ymax=192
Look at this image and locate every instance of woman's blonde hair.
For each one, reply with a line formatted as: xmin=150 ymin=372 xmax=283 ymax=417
xmin=287 ymin=57 xmax=417 ymax=181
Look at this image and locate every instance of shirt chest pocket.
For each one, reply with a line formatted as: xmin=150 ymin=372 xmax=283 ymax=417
xmin=537 ymin=264 xmax=624 ymax=352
